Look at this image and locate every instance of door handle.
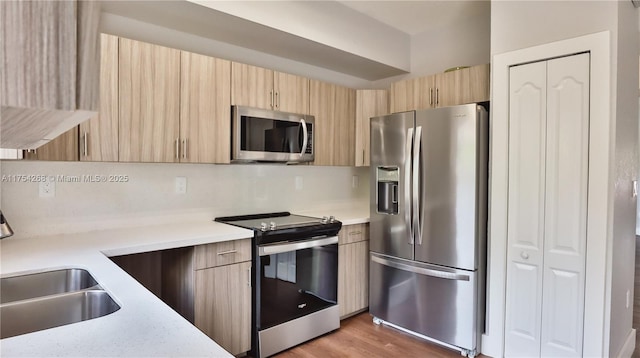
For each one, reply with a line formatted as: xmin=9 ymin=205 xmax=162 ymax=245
xmin=413 ymin=126 xmax=422 ymax=245
xmin=371 ymin=254 xmax=470 ymax=281
xmin=300 ymin=118 xmax=308 ymax=157
xmin=405 ymin=127 xmax=414 ymax=244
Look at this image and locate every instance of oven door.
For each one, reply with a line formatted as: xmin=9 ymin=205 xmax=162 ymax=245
xmin=232 ymin=105 xmax=314 ymax=162
xmin=256 ymin=236 xmax=338 ymax=331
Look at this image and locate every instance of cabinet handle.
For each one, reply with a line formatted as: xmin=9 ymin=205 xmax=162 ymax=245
xmin=275 ymin=91 xmax=279 ymax=109
xmin=362 ymin=150 xmax=365 ymax=165
xmin=270 ymin=90 xmax=274 ymax=109
xmin=436 ymin=88 xmax=439 ymax=105
xmin=349 ymin=231 xmax=362 ymax=236
xmin=429 ymin=88 xmax=433 ymax=106
xmin=520 ymin=251 xmax=529 ymax=260
xmin=217 ymin=249 xmax=238 ymax=256
xmin=83 ymin=132 xmax=88 ymax=157
xmin=633 ymin=180 xmax=638 ymax=198
xmin=182 ymin=139 xmax=187 ymax=159
xmin=175 ymin=138 xmax=180 ymax=159
xmin=247 ymin=267 xmax=251 ymax=287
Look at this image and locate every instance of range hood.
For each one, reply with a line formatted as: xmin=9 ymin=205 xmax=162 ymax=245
xmin=1 ymin=0 xmax=101 ymax=150
xmin=1 ymin=106 xmax=97 ymax=149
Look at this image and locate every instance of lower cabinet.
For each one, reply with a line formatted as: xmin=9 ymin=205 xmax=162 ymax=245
xmin=337 ymin=223 xmax=370 ymax=319
xmin=195 ymin=261 xmax=252 ymax=355
xmin=110 ymin=238 xmax=252 ymax=356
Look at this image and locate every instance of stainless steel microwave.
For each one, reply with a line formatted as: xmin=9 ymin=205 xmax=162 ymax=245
xmin=231 ymin=105 xmax=314 ymax=163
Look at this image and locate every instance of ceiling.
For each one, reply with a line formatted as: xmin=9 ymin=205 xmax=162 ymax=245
xmin=338 ymin=0 xmax=489 ymax=36
xmin=100 ymin=1 xmax=490 ymax=81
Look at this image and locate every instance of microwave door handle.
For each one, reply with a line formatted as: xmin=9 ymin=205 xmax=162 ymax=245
xmin=300 ymin=118 xmax=308 ymax=157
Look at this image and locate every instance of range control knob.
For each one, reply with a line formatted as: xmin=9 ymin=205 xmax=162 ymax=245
xmin=329 ymin=216 xmax=335 ymax=223
xmin=260 ymin=222 xmax=268 ymax=231
xmin=321 ymin=216 xmax=329 ymax=224
xmin=269 ymin=221 xmax=277 ymax=230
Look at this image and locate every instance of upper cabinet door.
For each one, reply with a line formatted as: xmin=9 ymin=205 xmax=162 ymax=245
xmin=80 ymin=33 xmax=119 ymax=162
xmin=180 ymin=52 xmax=231 ymax=164
xmin=334 ymin=85 xmax=356 ymax=166
xmin=274 ymin=71 xmax=309 ymax=114
xmin=355 ymin=89 xmax=388 ymax=167
xmin=310 ymin=80 xmax=336 ymax=166
xmin=231 ymin=63 xmax=274 ymax=110
xmin=118 ymin=38 xmax=180 ymax=163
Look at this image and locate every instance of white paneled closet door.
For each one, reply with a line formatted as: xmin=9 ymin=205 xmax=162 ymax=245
xmin=504 ymin=53 xmax=590 ymax=358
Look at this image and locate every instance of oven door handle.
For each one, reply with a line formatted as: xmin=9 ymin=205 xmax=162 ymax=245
xmin=258 ymin=236 xmax=338 ymax=256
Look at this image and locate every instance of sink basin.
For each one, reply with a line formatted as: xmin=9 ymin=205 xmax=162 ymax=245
xmin=1 ymin=268 xmax=98 ymax=304
xmin=1 ymin=290 xmax=120 ymax=339
xmin=0 ymin=268 xmax=120 ymax=339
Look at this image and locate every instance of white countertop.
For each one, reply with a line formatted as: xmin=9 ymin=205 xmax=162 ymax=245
xmin=0 ymin=206 xmax=369 ymax=357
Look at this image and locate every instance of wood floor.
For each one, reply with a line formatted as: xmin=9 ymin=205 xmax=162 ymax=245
xmin=274 ymin=313 xmax=480 ymax=358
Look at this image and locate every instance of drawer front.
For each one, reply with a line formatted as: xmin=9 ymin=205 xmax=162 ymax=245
xmin=338 ymin=223 xmax=369 ymax=245
xmin=195 ymin=239 xmax=252 ymax=269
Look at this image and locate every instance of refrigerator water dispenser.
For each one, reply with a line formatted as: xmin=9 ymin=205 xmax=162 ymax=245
xmin=376 ymin=167 xmax=399 ymax=215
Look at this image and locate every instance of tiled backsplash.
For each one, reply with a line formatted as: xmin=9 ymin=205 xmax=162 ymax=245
xmin=1 ymin=161 xmax=369 ymax=238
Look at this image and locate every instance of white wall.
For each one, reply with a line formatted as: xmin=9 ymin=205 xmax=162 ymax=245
xmin=610 ymin=3 xmax=639 ymax=355
xmin=0 ymin=161 xmax=368 ymax=238
xmin=489 ymin=1 xmax=638 ymax=357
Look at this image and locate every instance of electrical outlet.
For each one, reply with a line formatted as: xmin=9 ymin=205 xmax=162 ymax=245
xmin=295 ymin=176 xmax=303 ymax=191
xmin=352 ymin=175 xmax=359 ymax=189
xmin=39 ymin=180 xmax=55 ymax=198
xmin=175 ymin=177 xmax=187 ymax=194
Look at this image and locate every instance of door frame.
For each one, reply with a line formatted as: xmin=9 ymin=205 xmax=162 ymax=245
xmin=484 ymin=31 xmax=612 ymax=357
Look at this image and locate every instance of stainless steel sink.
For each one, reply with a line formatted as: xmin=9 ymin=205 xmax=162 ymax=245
xmin=0 ymin=268 xmax=120 ymax=339
xmin=1 ymin=268 xmax=99 ymax=304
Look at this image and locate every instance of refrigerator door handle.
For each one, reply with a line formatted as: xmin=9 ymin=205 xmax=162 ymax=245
xmin=371 ymin=254 xmax=470 ymax=281
xmin=413 ymin=126 xmax=422 ymax=245
xmin=405 ymin=127 xmax=414 ymax=244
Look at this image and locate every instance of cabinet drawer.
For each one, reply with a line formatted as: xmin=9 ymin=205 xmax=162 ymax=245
xmin=195 ymin=238 xmax=251 ymax=269
xmin=338 ymin=223 xmax=369 ymax=245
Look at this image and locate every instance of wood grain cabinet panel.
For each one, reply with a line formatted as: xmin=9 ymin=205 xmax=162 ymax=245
xmin=79 ymin=33 xmax=119 ymax=162
xmin=338 ymin=223 xmax=370 ymax=245
xmin=355 ymin=90 xmax=388 ymax=167
xmin=390 ymin=63 xmax=489 ymax=112
xmin=180 ymin=52 xmax=231 ymax=163
xmin=338 ymin=240 xmax=369 ymax=319
xmin=232 ymin=62 xmax=309 ymax=114
xmin=309 ymin=80 xmax=336 ymax=166
xmin=310 ymin=80 xmax=356 ymax=166
xmin=195 ymin=261 xmax=252 ymax=356
xmin=274 ymin=71 xmax=309 ymax=114
xmin=194 ymin=238 xmax=252 ymax=270
xmin=118 ymin=38 xmax=180 ymax=162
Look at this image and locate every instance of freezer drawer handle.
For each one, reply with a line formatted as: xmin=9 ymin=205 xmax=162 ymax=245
xmin=371 ymin=255 xmax=470 ymax=281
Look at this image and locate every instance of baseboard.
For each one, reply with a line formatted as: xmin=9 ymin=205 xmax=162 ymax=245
xmin=617 ymin=328 xmax=636 ymax=358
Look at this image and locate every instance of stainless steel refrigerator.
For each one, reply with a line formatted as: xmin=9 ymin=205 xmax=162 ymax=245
xmin=369 ymin=103 xmax=488 ymax=358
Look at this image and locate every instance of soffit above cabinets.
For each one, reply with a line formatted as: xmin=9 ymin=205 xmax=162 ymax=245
xmin=99 ymin=0 xmax=411 ymax=81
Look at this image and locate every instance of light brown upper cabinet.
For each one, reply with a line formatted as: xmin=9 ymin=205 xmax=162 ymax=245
xmin=79 ymin=33 xmax=119 ymax=162
xmin=232 ymin=63 xmax=309 ymax=114
xmin=1 ymin=0 xmax=100 ymax=150
xmin=118 ymin=38 xmax=181 ymax=162
xmin=355 ymin=90 xmax=388 ymax=167
xmin=390 ymin=63 xmax=490 ymax=113
xmin=180 ymin=52 xmax=231 ymax=164
xmin=310 ymin=80 xmax=356 ymax=166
